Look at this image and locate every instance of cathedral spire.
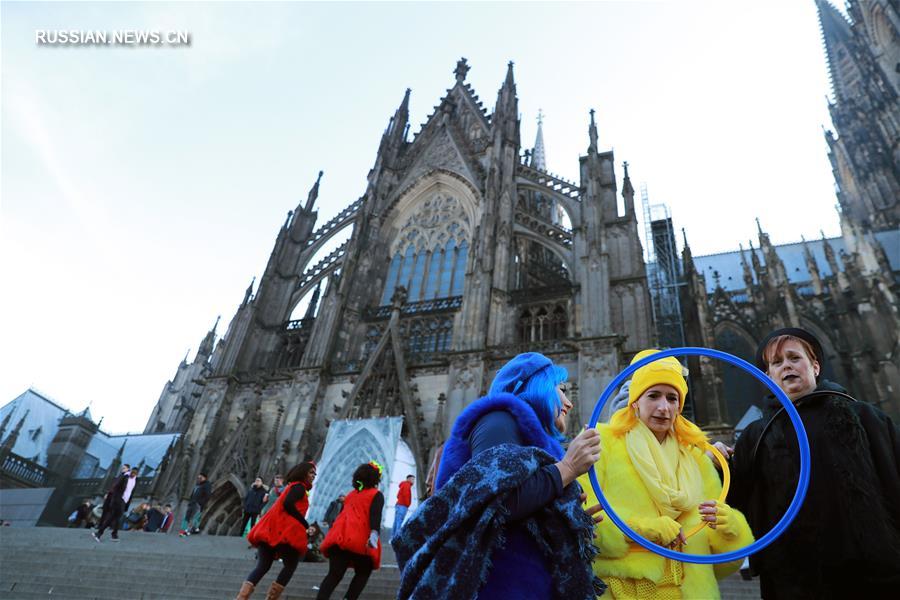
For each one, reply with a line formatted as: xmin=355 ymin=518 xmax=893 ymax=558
xmin=820 ymin=229 xmax=851 ymax=290
xmin=390 ymin=88 xmax=411 ymax=144
xmin=503 ymin=60 xmax=515 ymax=89
xmin=622 ymin=161 xmax=635 ymax=217
xmin=303 ymin=171 xmax=324 ymax=213
xmin=681 ymin=228 xmax=694 ymax=271
xmin=377 ymin=87 xmax=412 ymax=168
xmin=532 ymin=109 xmax=547 ymax=171
xmin=748 ymin=240 xmax=763 ymax=276
xmin=197 ymin=316 xmax=220 ymax=359
xmin=0 ymin=409 xmax=12 ymax=442
xmin=242 ymin=277 xmax=255 ymax=307
xmin=303 ymin=281 xmax=322 ymax=320
xmin=815 ymin=0 xmax=856 ymax=103
xmin=821 ymin=229 xmax=839 ymax=272
xmin=739 ymin=243 xmax=755 ymax=291
xmin=492 ymin=61 xmax=519 ymax=145
xmin=801 ymin=235 xmax=825 ymax=295
xmin=0 ymin=409 xmax=29 ymax=453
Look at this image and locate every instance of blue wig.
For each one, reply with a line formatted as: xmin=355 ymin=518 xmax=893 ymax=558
xmin=489 ymin=352 xmax=568 ymax=441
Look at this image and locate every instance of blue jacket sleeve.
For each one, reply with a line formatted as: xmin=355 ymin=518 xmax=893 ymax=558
xmin=468 ymin=411 xmax=563 ymax=521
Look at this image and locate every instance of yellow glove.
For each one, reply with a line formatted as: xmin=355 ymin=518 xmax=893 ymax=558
xmin=626 ymin=515 xmax=682 ymax=546
xmin=704 ymin=501 xmax=740 ymax=539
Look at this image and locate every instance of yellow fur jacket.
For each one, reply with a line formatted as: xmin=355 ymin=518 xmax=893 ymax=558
xmin=578 ymin=424 xmax=754 ymax=599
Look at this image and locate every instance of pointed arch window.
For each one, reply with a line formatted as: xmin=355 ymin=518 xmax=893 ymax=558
xmin=439 ymin=239 xmax=457 ymax=298
xmin=517 ymin=304 xmax=568 ymax=342
xmin=380 ymin=253 xmax=402 ymax=305
xmin=398 ymin=244 xmax=416 ymax=290
xmin=452 ymin=241 xmax=468 ymax=296
xmin=408 ymin=252 xmax=428 ymax=301
xmin=378 ymin=193 xmax=472 ymax=307
xmin=424 ymin=250 xmax=442 ymax=300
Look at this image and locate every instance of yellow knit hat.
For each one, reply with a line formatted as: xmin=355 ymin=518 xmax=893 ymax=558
xmin=627 ymin=349 xmax=688 ymax=410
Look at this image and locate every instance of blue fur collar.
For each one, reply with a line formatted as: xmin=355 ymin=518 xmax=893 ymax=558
xmin=435 ymin=393 xmax=564 ymax=491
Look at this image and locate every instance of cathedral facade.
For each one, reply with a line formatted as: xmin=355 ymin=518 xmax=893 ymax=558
xmin=681 ymin=0 xmax=900 ymax=428
xmin=145 ymin=59 xmax=653 ymax=534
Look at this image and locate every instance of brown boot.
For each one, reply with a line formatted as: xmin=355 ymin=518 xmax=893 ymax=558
xmin=264 ymin=582 xmax=285 ymax=600
xmin=234 ymin=581 xmax=255 ymax=600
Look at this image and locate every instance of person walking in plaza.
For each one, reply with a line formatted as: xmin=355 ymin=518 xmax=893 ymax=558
xmin=234 ymin=462 xmax=316 ymax=600
xmin=241 ymin=477 xmax=269 ymax=535
xmin=316 ymin=462 xmax=385 ymax=600
xmin=94 ymin=465 xmax=138 ymax=542
xmin=728 ymin=328 xmax=900 ymax=599
xmin=179 ymin=472 xmax=211 ymax=536
xmin=580 ymin=349 xmax=754 ymax=598
xmin=393 ymin=352 xmax=604 ymax=599
xmin=391 ymin=474 xmax=414 ymax=537
xmin=322 ymin=494 xmax=344 ymax=530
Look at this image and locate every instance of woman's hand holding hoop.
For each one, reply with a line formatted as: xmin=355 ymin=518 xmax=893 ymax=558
xmin=557 ymin=428 xmax=601 ymax=485
xmin=699 ymin=500 xmax=740 ymax=539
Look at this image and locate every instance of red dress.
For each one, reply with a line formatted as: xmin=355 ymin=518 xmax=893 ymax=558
xmin=247 ymin=481 xmax=310 ymax=555
xmin=320 ymin=487 xmax=382 ymax=569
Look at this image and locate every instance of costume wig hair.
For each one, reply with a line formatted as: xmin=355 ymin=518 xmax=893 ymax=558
xmin=285 ymin=461 xmax=316 ymax=484
xmin=607 ymin=402 xmax=708 ymax=448
xmin=352 ymin=462 xmax=382 ymax=491
xmin=517 ymin=364 xmax=569 ymax=441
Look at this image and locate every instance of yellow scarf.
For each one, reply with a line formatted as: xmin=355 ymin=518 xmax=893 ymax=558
xmin=625 ymin=420 xmax=702 ymax=520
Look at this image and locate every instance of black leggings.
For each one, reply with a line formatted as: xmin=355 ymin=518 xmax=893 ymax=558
xmin=246 ymin=544 xmax=300 ymax=586
xmin=315 ymin=548 xmax=373 ymax=600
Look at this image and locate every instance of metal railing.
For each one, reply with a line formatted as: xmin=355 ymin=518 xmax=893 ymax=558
xmin=1 ymin=453 xmax=47 ymax=486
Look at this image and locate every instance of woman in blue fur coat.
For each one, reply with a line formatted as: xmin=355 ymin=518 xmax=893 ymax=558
xmin=393 ymin=352 xmax=604 ymax=599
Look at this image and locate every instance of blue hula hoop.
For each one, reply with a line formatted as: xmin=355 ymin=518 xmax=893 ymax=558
xmin=587 ymin=347 xmax=810 ymax=564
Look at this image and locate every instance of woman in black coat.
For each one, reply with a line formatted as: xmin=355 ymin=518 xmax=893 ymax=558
xmin=241 ymin=477 xmax=269 ymax=533
xmin=728 ymin=328 xmax=900 ymax=599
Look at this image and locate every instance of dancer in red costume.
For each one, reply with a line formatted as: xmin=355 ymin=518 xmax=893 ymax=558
xmin=234 ymin=461 xmax=316 ymax=600
xmin=316 ymin=461 xmax=385 ymax=600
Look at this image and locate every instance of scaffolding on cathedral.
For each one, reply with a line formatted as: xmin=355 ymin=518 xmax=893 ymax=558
xmin=640 ymin=183 xmax=694 ymax=420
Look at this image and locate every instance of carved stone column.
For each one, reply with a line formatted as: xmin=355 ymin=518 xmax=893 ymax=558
xmin=445 ymin=353 xmax=485 ymax=435
xmin=576 ymin=336 xmax=624 ymax=424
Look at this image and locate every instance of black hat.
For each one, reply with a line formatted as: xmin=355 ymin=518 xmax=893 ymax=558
xmin=755 ymin=327 xmax=824 ymax=371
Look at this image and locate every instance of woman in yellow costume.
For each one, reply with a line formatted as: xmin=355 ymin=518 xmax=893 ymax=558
xmin=580 ymin=350 xmax=754 ymax=599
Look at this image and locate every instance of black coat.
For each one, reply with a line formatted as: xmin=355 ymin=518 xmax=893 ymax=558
xmin=243 ymin=485 xmax=267 ymax=514
xmin=728 ymin=380 xmax=900 ymax=599
xmin=324 ymin=499 xmax=343 ymax=523
xmin=103 ymin=472 xmax=129 ymax=509
xmin=144 ymin=508 xmax=164 ymax=532
xmin=189 ymin=480 xmax=212 ymax=508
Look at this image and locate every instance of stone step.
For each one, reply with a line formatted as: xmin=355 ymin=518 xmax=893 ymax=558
xmin=1 ymin=582 xmax=397 ymax=600
xmin=0 ymin=557 xmax=399 ymax=582
xmin=0 ymin=571 xmax=399 ymax=592
xmin=0 ymin=527 xmax=758 ymax=599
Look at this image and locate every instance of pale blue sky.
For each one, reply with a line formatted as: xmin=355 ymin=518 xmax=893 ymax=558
xmin=2 ymin=1 xmax=840 ymax=433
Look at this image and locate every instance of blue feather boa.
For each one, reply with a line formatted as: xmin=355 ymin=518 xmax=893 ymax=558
xmin=392 ymin=444 xmax=605 ymax=599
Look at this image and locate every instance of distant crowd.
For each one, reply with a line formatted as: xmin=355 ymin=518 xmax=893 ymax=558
xmin=69 ymin=464 xmax=180 ymax=538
